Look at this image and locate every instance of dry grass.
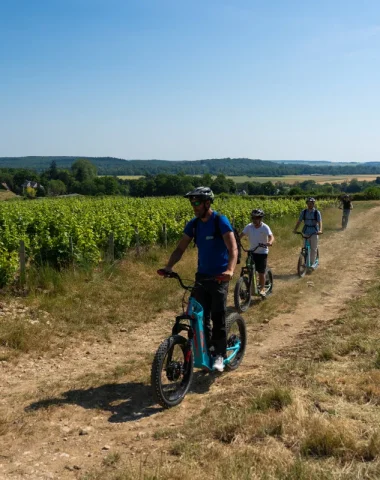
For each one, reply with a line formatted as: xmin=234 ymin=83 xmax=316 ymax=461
xmin=0 ymin=247 xmax=198 ymax=355
xmin=116 ymin=175 xmax=380 ymax=185
xmin=0 ymin=410 xmax=11 ymax=436
xmin=0 ymin=190 xmax=17 ymax=201
xmin=1 ymin=202 xmax=380 ymax=480
xmin=0 ymin=202 xmax=372 ymax=355
xmin=81 ymin=256 xmax=380 ymax=479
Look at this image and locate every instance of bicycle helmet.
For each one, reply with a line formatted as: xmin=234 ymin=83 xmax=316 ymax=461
xmin=183 ymin=186 xmax=214 ymax=203
xmin=306 ymin=197 xmax=316 ymax=203
xmin=251 ymin=209 xmax=265 ymax=218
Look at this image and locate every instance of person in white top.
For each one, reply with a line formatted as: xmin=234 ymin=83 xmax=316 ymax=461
xmin=240 ymin=209 xmax=274 ymax=297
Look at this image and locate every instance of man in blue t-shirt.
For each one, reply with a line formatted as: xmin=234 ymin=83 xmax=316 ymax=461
xmin=163 ymin=187 xmax=238 ymax=372
xmin=293 ymin=197 xmax=323 ymax=267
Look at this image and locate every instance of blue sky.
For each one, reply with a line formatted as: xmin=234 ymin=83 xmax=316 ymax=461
xmin=1 ymin=0 xmax=379 ymax=162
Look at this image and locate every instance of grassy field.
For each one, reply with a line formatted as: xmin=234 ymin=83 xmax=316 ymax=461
xmin=1 ymin=202 xmax=380 ymax=479
xmin=116 ymin=175 xmax=144 ymax=180
xmin=0 ymin=190 xmax=17 ymax=201
xmin=0 ymin=202 xmax=367 ymax=353
xmin=226 ymin=174 xmax=379 ymax=184
xmin=117 ymin=174 xmax=379 ymax=185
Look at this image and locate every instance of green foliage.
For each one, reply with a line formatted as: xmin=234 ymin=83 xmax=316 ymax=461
xmin=0 ymin=248 xmax=18 ymax=287
xmin=0 ymin=196 xmax=335 ymax=286
xmin=25 ymin=186 xmax=36 ymax=198
xmin=363 ymin=186 xmax=380 ymax=199
xmin=2 ymin=160 xmax=380 ymax=199
xmin=47 ymin=179 xmax=66 ymax=196
xmin=71 ymin=158 xmax=97 ymax=182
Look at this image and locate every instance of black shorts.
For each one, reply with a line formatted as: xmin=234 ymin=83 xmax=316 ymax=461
xmin=251 ymin=253 xmax=268 ymax=274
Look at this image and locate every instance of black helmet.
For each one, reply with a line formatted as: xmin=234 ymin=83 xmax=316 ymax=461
xmin=184 ymin=186 xmax=214 ymax=203
xmin=251 ymin=209 xmax=265 ymax=218
xmin=306 ymin=197 xmax=316 ymax=203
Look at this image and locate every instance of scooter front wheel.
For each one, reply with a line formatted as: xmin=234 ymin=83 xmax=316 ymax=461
xmin=151 ymin=335 xmax=193 ymax=409
xmin=297 ymin=253 xmax=307 ymax=278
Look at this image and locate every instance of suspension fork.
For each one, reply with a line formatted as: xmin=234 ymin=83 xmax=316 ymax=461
xmin=250 ymin=266 xmax=256 ymax=295
xmin=305 ymin=240 xmax=311 ymax=267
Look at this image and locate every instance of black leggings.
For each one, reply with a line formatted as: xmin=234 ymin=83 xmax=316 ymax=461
xmin=192 ymin=273 xmax=229 ymax=356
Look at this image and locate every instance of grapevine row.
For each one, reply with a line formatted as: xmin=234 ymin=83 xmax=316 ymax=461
xmin=0 ymin=196 xmax=334 ymax=286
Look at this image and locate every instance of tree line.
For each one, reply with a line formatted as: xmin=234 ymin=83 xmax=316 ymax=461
xmin=1 ymin=159 xmax=380 ymax=199
xmin=0 ymin=159 xmax=128 ymax=197
xmin=1 ymin=156 xmax=380 ymax=176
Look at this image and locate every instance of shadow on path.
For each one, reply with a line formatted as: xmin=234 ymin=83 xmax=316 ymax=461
xmin=26 ymin=381 xmax=162 ymax=423
xmin=26 ymin=372 xmax=217 ymax=423
xmin=273 ymin=273 xmax=298 ymax=281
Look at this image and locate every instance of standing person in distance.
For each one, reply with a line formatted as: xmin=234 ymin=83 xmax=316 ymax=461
xmin=162 ymin=187 xmax=238 ymax=373
xmin=339 ymin=194 xmax=353 ymax=229
xmin=293 ymin=197 xmax=322 ymax=268
xmin=240 ymin=209 xmax=274 ymax=297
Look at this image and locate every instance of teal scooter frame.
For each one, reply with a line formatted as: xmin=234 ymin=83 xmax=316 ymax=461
xmin=295 ymin=232 xmax=321 ymax=277
xmin=151 ymin=269 xmax=247 ymax=408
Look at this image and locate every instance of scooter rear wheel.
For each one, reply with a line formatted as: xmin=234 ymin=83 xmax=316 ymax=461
xmin=225 ymin=313 xmax=247 ymax=371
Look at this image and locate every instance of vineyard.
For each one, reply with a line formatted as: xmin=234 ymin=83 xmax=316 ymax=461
xmin=0 ymin=196 xmax=334 ymax=286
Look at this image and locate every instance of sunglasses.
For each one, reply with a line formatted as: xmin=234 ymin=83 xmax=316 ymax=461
xmin=190 ymin=200 xmax=202 ymax=207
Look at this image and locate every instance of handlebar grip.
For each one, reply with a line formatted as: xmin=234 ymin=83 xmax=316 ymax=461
xmin=157 ymin=269 xmax=178 ymax=278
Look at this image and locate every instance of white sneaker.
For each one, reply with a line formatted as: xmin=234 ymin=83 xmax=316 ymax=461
xmin=259 ymin=288 xmax=267 ymax=298
xmin=213 ymin=355 xmax=224 ymax=372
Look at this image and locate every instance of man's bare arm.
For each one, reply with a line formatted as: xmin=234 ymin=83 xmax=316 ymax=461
xmin=293 ymin=220 xmax=301 ymax=233
xmin=222 ymin=231 xmax=237 ymax=279
xmin=165 ymin=234 xmax=192 ymax=270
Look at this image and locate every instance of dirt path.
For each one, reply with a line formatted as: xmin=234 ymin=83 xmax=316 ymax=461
xmin=1 ymin=206 xmax=380 ymax=479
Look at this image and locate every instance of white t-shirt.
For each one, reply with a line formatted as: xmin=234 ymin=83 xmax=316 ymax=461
xmin=242 ymin=222 xmax=273 ymax=254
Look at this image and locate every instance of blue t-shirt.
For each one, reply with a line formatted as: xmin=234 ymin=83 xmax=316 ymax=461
xmin=299 ymin=208 xmax=322 ymax=235
xmin=184 ymin=211 xmax=233 ymax=275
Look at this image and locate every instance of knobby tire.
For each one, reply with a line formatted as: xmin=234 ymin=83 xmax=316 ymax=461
xmin=225 ymin=312 xmax=247 ymax=371
xmin=264 ymin=268 xmax=273 ymax=296
xmin=234 ymin=275 xmax=252 ymax=312
xmin=297 ymin=252 xmax=307 ymax=278
xmin=151 ymin=335 xmax=193 ymax=409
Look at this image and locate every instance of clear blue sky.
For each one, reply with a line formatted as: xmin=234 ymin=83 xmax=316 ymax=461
xmin=1 ymin=0 xmax=379 ymax=162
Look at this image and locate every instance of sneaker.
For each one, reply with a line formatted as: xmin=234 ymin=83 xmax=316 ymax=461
xmin=259 ymin=288 xmax=266 ymax=298
xmin=213 ymin=355 xmax=224 ymax=372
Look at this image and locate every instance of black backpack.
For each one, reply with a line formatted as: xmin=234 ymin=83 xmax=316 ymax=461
xmin=192 ymin=214 xmax=242 ymax=265
xmin=302 ymin=209 xmax=319 ymax=222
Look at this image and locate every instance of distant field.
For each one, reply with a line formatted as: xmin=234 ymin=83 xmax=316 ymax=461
xmin=117 ymin=174 xmax=379 ymax=185
xmin=0 ymin=190 xmax=17 ymax=201
xmin=117 ymin=175 xmax=144 ymax=180
xmin=227 ymin=174 xmax=379 ymax=184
